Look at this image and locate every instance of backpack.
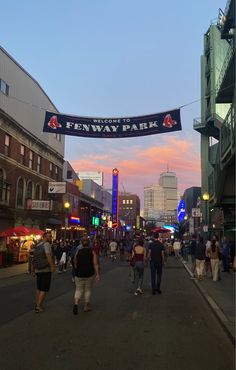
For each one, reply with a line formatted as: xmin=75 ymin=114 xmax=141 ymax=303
xmin=33 ymin=242 xmax=49 ymax=270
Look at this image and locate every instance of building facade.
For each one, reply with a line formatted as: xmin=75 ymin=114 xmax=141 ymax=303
xmin=0 ymin=46 xmax=65 ymax=231
xmin=194 ymin=0 xmax=235 ymax=237
xmin=144 ymin=171 xmax=178 ymax=220
xmin=119 ymin=193 xmax=140 ymax=229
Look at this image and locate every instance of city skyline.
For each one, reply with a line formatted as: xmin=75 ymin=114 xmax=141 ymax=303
xmin=1 ymin=0 xmax=226 ymax=204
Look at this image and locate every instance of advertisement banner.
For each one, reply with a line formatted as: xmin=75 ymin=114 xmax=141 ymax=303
xmin=48 ymin=182 xmax=66 ymax=194
xmin=43 ymin=109 xmax=181 ymax=139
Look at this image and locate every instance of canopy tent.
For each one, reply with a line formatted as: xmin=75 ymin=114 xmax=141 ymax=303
xmin=151 ymin=227 xmax=171 ymax=234
xmin=0 ymin=226 xmax=44 ymax=237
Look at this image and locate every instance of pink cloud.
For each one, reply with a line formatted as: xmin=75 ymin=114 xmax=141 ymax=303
xmin=70 ymin=136 xmax=201 ymax=202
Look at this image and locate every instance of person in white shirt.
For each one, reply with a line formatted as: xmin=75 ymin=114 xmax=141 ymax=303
xmin=109 ymin=240 xmax=118 ymax=261
xmin=173 ymin=239 xmax=181 ymax=258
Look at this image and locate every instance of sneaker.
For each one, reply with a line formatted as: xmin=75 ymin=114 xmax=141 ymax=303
xmin=137 ymin=288 xmax=143 ymax=294
xmin=73 ymin=304 xmax=78 ymax=315
xmin=156 ymin=289 xmax=162 ymax=294
xmin=134 ymin=291 xmax=139 ymax=296
xmin=84 ymin=303 xmax=92 ymax=312
xmin=35 ymin=306 xmax=44 ymax=313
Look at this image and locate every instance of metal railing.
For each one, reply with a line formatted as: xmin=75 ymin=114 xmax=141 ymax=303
xmin=220 ymin=105 xmax=235 ymax=158
xmin=215 ymin=41 xmax=235 ymax=96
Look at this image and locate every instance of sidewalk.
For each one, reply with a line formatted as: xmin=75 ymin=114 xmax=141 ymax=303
xmin=0 ymin=263 xmax=28 ymax=280
xmin=181 ymin=256 xmax=235 ymax=345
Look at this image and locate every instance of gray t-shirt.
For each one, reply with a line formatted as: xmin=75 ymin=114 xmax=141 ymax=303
xmin=35 ymin=241 xmax=52 ymax=273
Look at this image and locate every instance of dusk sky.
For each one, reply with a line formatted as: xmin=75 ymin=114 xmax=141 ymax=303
xmin=1 ymin=0 xmax=225 ymax=206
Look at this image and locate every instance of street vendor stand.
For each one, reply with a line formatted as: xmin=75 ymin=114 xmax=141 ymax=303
xmin=0 ymin=226 xmax=44 ymax=265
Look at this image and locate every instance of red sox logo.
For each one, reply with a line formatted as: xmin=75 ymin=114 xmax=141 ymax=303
xmin=162 ymin=114 xmax=177 ymax=128
xmin=48 ymin=115 xmax=62 ymax=129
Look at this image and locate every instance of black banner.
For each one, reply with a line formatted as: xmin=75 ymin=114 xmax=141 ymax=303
xmin=43 ymin=109 xmax=181 ymax=138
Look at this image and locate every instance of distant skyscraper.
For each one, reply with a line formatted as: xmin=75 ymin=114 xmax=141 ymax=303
xmin=144 ymin=171 xmax=178 ymax=219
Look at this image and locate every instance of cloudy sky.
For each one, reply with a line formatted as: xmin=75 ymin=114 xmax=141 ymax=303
xmin=1 ymin=0 xmax=225 ymax=205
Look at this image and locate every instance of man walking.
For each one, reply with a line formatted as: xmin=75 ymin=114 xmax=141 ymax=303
xmin=148 ymin=232 xmax=165 ymax=294
xmin=33 ymin=232 xmax=55 ymax=313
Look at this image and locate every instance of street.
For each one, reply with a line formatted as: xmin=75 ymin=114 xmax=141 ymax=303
xmin=0 ymin=257 xmax=234 ymax=370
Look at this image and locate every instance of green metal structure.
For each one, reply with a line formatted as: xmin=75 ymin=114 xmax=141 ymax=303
xmin=194 ymin=0 xmax=235 ymax=238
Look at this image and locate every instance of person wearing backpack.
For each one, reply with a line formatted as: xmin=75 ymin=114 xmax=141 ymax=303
xmin=33 ymin=232 xmax=55 ymax=313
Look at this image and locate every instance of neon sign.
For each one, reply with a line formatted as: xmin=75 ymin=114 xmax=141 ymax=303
xmin=69 ymin=216 xmax=80 ymax=224
xmin=112 ymin=168 xmax=119 ymax=228
xmin=177 ymin=199 xmax=186 ymax=222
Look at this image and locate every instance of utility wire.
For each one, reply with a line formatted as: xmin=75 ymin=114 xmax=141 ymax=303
xmin=7 ymin=83 xmax=235 ymax=115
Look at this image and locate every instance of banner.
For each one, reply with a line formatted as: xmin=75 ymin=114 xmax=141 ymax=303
xmin=43 ymin=109 xmax=181 ymax=138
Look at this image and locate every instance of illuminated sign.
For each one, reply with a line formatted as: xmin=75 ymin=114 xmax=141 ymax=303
xmin=112 ymin=168 xmax=119 ymax=227
xmin=92 ymin=216 xmax=100 ymax=226
xmin=70 ymin=216 xmax=80 ymax=224
xmin=177 ymin=199 xmax=186 ymax=222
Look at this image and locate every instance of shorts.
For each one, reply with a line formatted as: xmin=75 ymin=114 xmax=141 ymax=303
xmin=36 ymin=272 xmax=52 ymax=292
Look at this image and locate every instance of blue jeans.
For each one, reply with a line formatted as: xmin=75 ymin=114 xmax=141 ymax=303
xmin=150 ymin=261 xmax=162 ymax=291
xmin=134 ymin=261 xmax=144 ymax=290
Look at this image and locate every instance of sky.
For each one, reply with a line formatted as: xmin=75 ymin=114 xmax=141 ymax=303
xmin=1 ymin=0 xmax=226 ymax=206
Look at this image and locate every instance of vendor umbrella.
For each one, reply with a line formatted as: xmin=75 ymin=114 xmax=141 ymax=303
xmin=28 ymin=227 xmax=44 ymax=236
xmin=151 ymin=226 xmax=171 ymax=233
xmin=0 ymin=225 xmax=31 ymax=237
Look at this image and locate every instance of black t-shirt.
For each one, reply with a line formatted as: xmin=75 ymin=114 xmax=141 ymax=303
xmin=149 ymin=240 xmax=164 ymax=264
xmin=75 ymin=247 xmax=95 ymax=278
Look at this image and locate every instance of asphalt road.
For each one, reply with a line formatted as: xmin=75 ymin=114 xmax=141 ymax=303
xmin=0 ymin=257 xmax=234 ymax=370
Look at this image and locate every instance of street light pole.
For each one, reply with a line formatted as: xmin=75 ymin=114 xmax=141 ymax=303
xmin=202 ymin=192 xmax=209 ymax=236
xmin=64 ymin=201 xmax=70 ymax=241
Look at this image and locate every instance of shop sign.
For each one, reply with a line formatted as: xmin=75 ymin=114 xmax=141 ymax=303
xmin=27 ymin=200 xmax=50 ymax=210
xmin=192 ymin=208 xmax=201 ymax=217
xmin=48 ymin=182 xmax=66 ymax=194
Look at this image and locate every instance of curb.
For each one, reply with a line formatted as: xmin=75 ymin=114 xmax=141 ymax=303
xmin=181 ymin=258 xmax=235 ymax=347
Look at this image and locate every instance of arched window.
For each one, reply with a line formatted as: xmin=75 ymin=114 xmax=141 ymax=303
xmin=35 ymin=184 xmax=41 ymax=200
xmin=0 ymin=169 xmax=4 ymax=201
xmin=26 ymin=181 xmax=33 ymax=199
xmin=17 ymin=178 xmax=24 ymax=207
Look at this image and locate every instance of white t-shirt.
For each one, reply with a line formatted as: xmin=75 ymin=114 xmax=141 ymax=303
xmin=109 ymin=241 xmax=117 ymax=252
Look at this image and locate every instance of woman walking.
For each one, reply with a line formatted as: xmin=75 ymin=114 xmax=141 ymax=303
xmin=132 ymin=239 xmax=146 ymax=295
xmin=195 ymin=236 xmax=206 ymax=280
xmin=73 ymin=236 xmax=100 ymax=315
xmin=208 ymin=236 xmax=221 ymax=282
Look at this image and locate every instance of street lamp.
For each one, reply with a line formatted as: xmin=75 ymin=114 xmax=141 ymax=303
xmin=202 ymin=192 xmax=209 ymax=235
xmin=64 ymin=201 xmax=70 ymax=240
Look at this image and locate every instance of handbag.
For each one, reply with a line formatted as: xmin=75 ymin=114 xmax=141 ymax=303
xmin=130 ymin=255 xmax=136 ymax=267
xmin=60 ymin=252 xmax=66 ymax=264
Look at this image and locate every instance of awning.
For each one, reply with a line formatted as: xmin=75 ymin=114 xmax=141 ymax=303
xmin=47 ymin=218 xmax=62 ymax=225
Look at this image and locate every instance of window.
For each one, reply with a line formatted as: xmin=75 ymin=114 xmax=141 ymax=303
xmin=35 ymin=184 xmax=41 ymax=199
xmin=26 ymin=181 xmax=33 ymax=199
xmin=0 ymin=169 xmax=4 ymax=201
xmin=29 ymin=151 xmax=33 ymax=169
xmin=20 ymin=145 xmax=25 ymax=165
xmin=130 ymin=200 xmax=133 ymax=204
xmin=16 ymin=178 xmax=24 ymax=207
xmin=127 ymin=200 xmax=130 ymax=204
xmin=55 ymin=165 xmax=59 ymax=180
xmin=49 ymin=162 xmax=53 ymax=172
xmin=4 ymin=134 xmax=10 ymax=156
xmin=0 ymin=78 xmax=9 ymax=96
xmin=122 ymin=200 xmax=126 ymax=204
xmin=37 ymin=156 xmax=41 ymax=172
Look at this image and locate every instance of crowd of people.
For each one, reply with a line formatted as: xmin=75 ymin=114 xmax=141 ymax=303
xmin=30 ymin=231 xmax=235 ymax=315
